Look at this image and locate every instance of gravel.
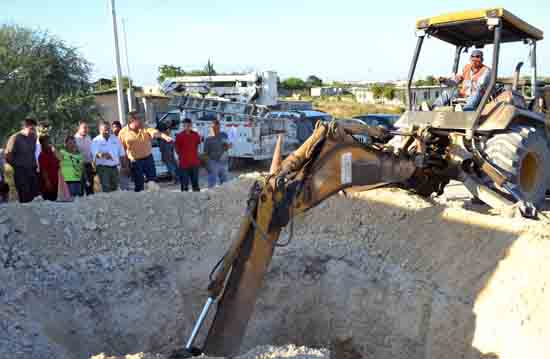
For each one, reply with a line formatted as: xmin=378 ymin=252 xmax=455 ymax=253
xmin=1 ymin=174 xmax=549 ymax=359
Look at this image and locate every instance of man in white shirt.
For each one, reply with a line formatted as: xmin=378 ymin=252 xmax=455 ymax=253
xmin=74 ymin=120 xmax=95 ymax=195
xmin=91 ymin=120 xmax=127 ymax=192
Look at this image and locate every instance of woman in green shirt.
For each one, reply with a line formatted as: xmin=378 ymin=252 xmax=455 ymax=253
xmin=60 ymin=135 xmax=84 ymax=197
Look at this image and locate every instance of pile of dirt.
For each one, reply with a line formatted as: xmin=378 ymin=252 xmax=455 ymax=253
xmin=91 ymin=344 xmax=329 ymax=359
xmin=1 ymin=174 xmax=549 ymax=359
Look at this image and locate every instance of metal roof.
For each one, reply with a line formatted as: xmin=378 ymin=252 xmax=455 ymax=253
xmin=416 ymin=8 xmax=543 ymax=46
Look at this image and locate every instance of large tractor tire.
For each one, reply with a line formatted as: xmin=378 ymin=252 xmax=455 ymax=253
xmin=484 ymin=125 xmax=550 ymax=206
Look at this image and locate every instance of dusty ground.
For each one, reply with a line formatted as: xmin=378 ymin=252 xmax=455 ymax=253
xmin=1 ymin=174 xmax=549 ymax=359
xmin=91 ymin=345 xmax=329 ymax=359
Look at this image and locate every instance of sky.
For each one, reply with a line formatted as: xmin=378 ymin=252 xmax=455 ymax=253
xmin=3 ymin=0 xmax=550 ymax=86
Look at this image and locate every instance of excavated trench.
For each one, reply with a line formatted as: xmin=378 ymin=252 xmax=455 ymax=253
xmin=1 ymin=176 xmax=550 ymax=359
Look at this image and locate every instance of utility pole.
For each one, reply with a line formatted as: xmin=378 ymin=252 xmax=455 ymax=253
xmin=109 ymin=0 xmax=126 ymax=124
xmin=122 ymin=18 xmax=134 ymax=112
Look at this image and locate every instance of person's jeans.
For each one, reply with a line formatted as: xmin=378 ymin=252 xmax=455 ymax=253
xmin=130 ymin=155 xmax=157 ymax=192
xmin=180 ymin=166 xmax=200 ymax=192
xmin=164 ymin=161 xmax=179 ymax=183
xmin=207 ymin=160 xmax=228 ymax=188
xmin=432 ymin=87 xmax=483 ymax=111
xmin=66 ymin=181 xmax=82 ymax=198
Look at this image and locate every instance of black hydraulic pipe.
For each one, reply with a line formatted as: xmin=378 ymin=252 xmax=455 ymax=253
xmin=471 ymin=22 xmax=502 ymax=136
xmin=452 ymin=46 xmax=463 ymax=74
xmin=407 ymin=35 xmax=425 ymax=110
xmin=531 ymin=40 xmax=538 ymax=98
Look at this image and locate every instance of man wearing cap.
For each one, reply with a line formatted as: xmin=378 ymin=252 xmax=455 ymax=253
xmin=118 ymin=112 xmax=173 ymax=192
xmin=431 ymin=49 xmax=491 ymax=111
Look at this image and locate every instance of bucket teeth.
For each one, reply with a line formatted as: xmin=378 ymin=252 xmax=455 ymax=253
xmin=270 ymin=135 xmax=283 ymax=174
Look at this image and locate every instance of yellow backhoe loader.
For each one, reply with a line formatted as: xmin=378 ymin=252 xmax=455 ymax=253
xmin=170 ymin=8 xmax=550 ymax=357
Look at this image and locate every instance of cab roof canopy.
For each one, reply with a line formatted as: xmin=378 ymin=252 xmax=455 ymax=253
xmin=416 ymin=8 xmax=543 ymax=47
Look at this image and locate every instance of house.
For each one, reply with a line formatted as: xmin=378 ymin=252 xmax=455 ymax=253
xmin=310 ymin=87 xmax=345 ymax=97
xmin=406 ymin=85 xmax=446 ymax=107
xmin=93 ymin=86 xmax=170 ymax=126
xmin=350 ymin=85 xmax=446 ymax=107
xmin=91 ymin=78 xmax=114 ymax=92
xmin=350 ymin=87 xmax=376 ymax=104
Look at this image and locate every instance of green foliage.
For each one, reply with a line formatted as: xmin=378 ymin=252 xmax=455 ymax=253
xmin=369 ymin=83 xmax=396 ymax=100
xmin=382 ymin=85 xmax=395 ymax=100
xmin=157 ymin=60 xmax=217 ymax=84
xmin=112 ymin=76 xmax=131 ymax=89
xmin=280 ymin=77 xmax=307 ymax=90
xmin=204 ymin=58 xmax=216 ymax=76
xmin=370 ymin=84 xmax=385 ymax=99
xmin=415 ymin=75 xmax=437 ymax=86
xmin=0 ymin=24 xmax=93 ymax=143
xmin=157 ymin=65 xmax=186 ymax=83
xmin=306 ymin=75 xmax=323 ymax=88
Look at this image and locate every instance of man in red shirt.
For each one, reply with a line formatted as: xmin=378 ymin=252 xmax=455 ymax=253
xmin=175 ymin=118 xmax=201 ymax=192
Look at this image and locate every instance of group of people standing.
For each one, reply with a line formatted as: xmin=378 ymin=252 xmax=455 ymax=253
xmin=161 ymin=117 xmax=231 ymax=192
xmin=0 ymin=112 xmax=232 ymax=203
xmin=1 ymin=117 xmax=129 ymax=203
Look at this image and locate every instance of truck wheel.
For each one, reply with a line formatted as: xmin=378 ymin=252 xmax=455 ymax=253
xmin=484 ymin=125 xmax=550 ymax=206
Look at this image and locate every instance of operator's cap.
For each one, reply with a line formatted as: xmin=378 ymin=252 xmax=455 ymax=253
xmin=471 ymin=49 xmax=484 ymax=58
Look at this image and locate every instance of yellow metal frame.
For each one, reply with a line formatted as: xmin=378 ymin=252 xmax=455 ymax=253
xmin=416 ymin=8 xmax=543 ymax=41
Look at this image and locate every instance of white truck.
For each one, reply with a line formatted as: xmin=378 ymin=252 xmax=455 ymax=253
xmin=157 ymin=71 xmax=301 ymax=171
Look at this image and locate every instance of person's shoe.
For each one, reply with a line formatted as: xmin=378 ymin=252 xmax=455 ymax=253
xmin=146 ymin=181 xmax=160 ymax=192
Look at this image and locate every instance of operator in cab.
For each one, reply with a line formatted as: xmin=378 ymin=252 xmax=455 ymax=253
xmin=430 ymin=49 xmax=491 ymax=111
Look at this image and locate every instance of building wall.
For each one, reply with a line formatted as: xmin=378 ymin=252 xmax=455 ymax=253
xmin=95 ymin=94 xmax=121 ymax=124
xmin=351 ymin=86 xmax=445 ymax=107
xmin=409 ymin=87 xmax=443 ymax=106
xmin=311 ymin=87 xmax=344 ymax=97
xmin=311 ymin=87 xmax=322 ymax=97
xmin=94 ymin=91 xmax=169 ymax=126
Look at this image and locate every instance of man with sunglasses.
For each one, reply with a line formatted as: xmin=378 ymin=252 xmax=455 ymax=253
xmin=431 ymin=49 xmax=491 ymax=111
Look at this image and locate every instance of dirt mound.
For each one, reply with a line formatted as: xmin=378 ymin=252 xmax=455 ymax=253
xmin=1 ymin=174 xmax=550 ymax=359
xmin=91 ymin=344 xmax=329 ymax=359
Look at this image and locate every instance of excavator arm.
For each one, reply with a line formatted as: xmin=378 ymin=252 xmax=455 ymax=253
xmin=172 ymin=121 xmax=420 ymax=358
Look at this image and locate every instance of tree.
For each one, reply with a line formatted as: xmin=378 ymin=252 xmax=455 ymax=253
xmin=157 ymin=60 xmax=218 ymax=83
xmin=157 ymin=65 xmax=186 ymax=84
xmin=306 ymin=75 xmax=323 ymax=88
xmin=382 ymin=85 xmax=395 ymax=100
xmin=371 ymin=84 xmax=385 ymax=99
xmin=280 ymin=77 xmax=307 ymax=90
xmin=0 ymin=25 xmax=93 ymax=142
xmin=111 ymin=76 xmax=131 ymax=89
xmin=204 ymin=58 xmax=216 ymax=76
xmin=415 ymin=75 xmax=437 ymax=86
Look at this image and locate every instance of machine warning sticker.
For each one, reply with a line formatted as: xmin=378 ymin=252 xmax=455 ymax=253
xmin=341 ymin=152 xmax=352 ymax=185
